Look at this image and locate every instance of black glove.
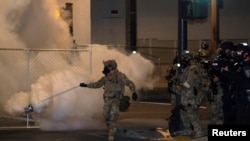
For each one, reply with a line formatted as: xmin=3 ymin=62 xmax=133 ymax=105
xmin=79 ymin=83 xmax=87 ymax=87
xmin=132 ymin=92 xmax=138 ymax=101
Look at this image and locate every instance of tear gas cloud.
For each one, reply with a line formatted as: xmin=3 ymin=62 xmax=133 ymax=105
xmin=1 ymin=0 xmax=158 ymax=131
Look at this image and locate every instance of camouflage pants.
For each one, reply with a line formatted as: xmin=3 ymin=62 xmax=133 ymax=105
xmin=180 ymin=89 xmax=204 ymax=136
xmin=103 ymin=97 xmax=120 ymax=136
xmin=180 ymin=106 xmax=204 ymax=136
xmin=208 ymin=85 xmax=223 ymax=124
xmin=171 ymin=93 xmax=176 ymax=108
xmin=209 ymin=94 xmax=223 ymax=124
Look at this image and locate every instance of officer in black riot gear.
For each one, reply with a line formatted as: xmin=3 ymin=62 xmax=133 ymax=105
xmin=232 ymin=43 xmax=250 ymax=124
xmin=220 ymin=42 xmax=250 ymax=125
xmin=216 ymin=41 xmax=236 ymax=125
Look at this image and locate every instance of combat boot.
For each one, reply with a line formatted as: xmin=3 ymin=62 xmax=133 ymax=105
xmin=108 ymin=127 xmax=117 ymax=141
xmin=192 ymin=131 xmax=205 ymax=139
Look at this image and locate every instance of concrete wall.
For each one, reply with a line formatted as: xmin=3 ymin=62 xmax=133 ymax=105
xmin=91 ymin=0 xmax=126 ymax=45
xmin=90 ymin=0 xmax=250 ymax=46
xmin=57 ymin=0 xmax=250 ymax=46
xmin=58 ymin=0 xmax=91 ymax=45
xmin=137 ymin=0 xmax=250 ymax=46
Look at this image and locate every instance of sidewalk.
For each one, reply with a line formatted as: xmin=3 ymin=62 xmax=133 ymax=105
xmin=116 ymin=102 xmax=210 ymax=141
xmin=117 ymin=117 xmax=209 ymax=141
xmin=0 ymin=102 xmax=211 ymax=141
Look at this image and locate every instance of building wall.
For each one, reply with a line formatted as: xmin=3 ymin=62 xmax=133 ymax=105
xmin=91 ymin=0 xmax=126 ymax=45
xmin=137 ymin=0 xmax=250 ymax=45
xmin=58 ymin=0 xmax=91 ymax=45
xmin=57 ymin=0 xmax=250 ymax=49
xmin=91 ymin=0 xmax=250 ymax=46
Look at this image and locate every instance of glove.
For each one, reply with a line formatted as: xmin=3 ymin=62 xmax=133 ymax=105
xmin=79 ymin=83 xmax=87 ymax=87
xmin=132 ymin=92 xmax=138 ymax=101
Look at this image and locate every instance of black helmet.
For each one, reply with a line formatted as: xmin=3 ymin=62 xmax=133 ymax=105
xmin=217 ymin=41 xmax=234 ymax=59
xmin=235 ymin=43 xmax=250 ymax=53
xmin=234 ymin=43 xmax=250 ymax=61
xmin=219 ymin=41 xmax=234 ymax=51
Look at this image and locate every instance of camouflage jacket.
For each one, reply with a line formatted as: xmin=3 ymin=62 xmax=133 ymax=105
xmin=86 ymin=70 xmax=136 ymax=99
xmin=179 ymin=63 xmax=203 ymax=106
xmin=180 ymin=63 xmax=202 ymax=90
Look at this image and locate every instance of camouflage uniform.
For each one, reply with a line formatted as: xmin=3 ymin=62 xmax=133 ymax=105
xmin=197 ymin=62 xmax=211 ymax=106
xmin=196 ymin=47 xmax=211 ymax=106
xmin=209 ymin=79 xmax=224 ymax=124
xmin=178 ymin=51 xmax=205 ymax=138
xmin=85 ymin=60 xmax=136 ymax=140
xmin=167 ymin=64 xmax=181 ymax=108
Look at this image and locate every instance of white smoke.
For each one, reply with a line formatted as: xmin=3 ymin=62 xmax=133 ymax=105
xmin=1 ymin=0 xmax=158 ymax=131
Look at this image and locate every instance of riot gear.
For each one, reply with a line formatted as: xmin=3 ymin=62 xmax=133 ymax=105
xmin=79 ymin=59 xmax=137 ymax=140
xmin=181 ymin=50 xmax=194 ymax=68
xmin=181 ymin=50 xmax=194 ymax=60
xmin=102 ymin=66 xmax=111 ymax=75
xmin=230 ymin=43 xmax=250 ymax=71
xmin=196 ymin=48 xmax=210 ymax=64
xmin=119 ymin=96 xmax=131 ymax=112
xmin=102 ymin=59 xmax=117 ymax=75
xmin=234 ymin=43 xmax=250 ymax=60
xmin=103 ymin=59 xmax=117 ymax=69
xmin=217 ymin=41 xmax=234 ymax=59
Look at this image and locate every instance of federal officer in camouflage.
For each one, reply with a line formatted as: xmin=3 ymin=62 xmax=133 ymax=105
xmin=80 ymin=59 xmax=138 ymax=141
xmin=167 ymin=63 xmax=181 ymax=108
xmin=177 ymin=50 xmax=205 ymax=138
xmin=196 ymin=47 xmax=211 ymax=106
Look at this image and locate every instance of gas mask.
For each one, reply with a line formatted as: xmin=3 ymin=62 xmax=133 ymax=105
xmin=102 ymin=66 xmax=112 ymax=75
xmin=180 ymin=58 xmax=189 ymax=68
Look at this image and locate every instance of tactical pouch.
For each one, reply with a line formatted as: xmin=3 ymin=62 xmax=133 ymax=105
xmin=119 ymin=96 xmax=131 ymax=112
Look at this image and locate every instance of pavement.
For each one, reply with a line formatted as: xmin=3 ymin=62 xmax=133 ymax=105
xmin=0 ymin=101 xmax=212 ymax=141
xmin=117 ymin=101 xmax=210 ymax=141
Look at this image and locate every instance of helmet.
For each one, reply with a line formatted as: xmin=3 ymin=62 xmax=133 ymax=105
xmin=217 ymin=41 xmax=234 ymax=54
xmin=103 ymin=59 xmax=117 ymax=69
xmin=180 ymin=50 xmax=194 ymax=68
xmin=209 ymin=54 xmax=223 ymax=72
xmin=235 ymin=43 xmax=250 ymax=53
xmin=102 ymin=59 xmax=117 ymax=75
xmin=181 ymin=50 xmax=194 ymax=61
xmin=234 ymin=43 xmax=250 ymax=61
xmin=217 ymin=41 xmax=234 ymax=59
xmin=219 ymin=41 xmax=234 ymax=51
